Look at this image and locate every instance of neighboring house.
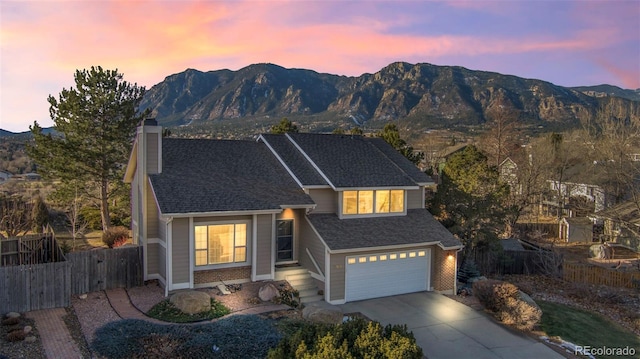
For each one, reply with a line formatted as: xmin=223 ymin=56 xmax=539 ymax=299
xmin=498 ymin=157 xmax=520 ymax=194
xmin=542 ymin=162 xmax=616 ymax=217
xmin=124 ymin=120 xmax=463 ymax=304
xmin=559 ymin=217 xmax=593 ymax=243
xmin=593 ymin=201 xmax=640 ymax=253
xmin=0 ymin=170 xmax=11 ymax=182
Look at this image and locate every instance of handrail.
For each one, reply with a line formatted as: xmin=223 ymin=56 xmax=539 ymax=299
xmin=306 ymin=247 xmax=325 ymax=280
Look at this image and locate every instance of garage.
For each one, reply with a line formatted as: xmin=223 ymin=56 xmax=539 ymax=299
xmin=345 ymin=248 xmax=430 ymax=302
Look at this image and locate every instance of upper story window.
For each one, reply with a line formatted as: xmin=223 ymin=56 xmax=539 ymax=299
xmin=343 ymin=190 xmax=404 ymax=215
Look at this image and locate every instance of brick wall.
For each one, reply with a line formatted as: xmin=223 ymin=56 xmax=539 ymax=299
xmin=194 ymin=266 xmax=251 ymax=285
xmin=432 ymin=247 xmax=457 ymax=294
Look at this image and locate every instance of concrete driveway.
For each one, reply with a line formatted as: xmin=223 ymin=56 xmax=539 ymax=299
xmin=339 ymin=292 xmax=565 ymax=359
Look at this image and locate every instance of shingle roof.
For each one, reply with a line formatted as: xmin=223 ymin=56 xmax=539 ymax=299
xmin=286 ymin=133 xmax=419 ymax=188
xmin=366 ymin=137 xmax=433 ymax=184
xmin=307 ymin=209 xmax=462 ymax=251
xmin=595 ymin=201 xmax=640 ymax=226
xmin=259 ymin=134 xmax=328 ymax=186
xmin=149 ymin=139 xmax=314 ymax=214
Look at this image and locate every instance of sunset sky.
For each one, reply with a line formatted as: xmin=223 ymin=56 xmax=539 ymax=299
xmin=1 ymin=0 xmax=638 ymax=132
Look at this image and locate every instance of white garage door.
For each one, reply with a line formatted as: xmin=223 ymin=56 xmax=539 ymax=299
xmin=345 ymin=249 xmax=430 ymax=302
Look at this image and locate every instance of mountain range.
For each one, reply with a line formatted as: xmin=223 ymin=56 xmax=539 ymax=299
xmin=2 ymin=62 xmax=639 ymax=138
xmin=140 ymin=62 xmax=640 ymax=131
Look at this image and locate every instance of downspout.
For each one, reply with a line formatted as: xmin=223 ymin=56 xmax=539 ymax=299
xmin=454 ymin=247 xmax=464 ymax=295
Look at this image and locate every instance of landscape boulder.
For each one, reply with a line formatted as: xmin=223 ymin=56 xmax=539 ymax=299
xmin=518 ymin=291 xmax=540 ymax=311
xmin=302 ymin=302 xmax=343 ymax=324
xmin=5 ymin=312 xmax=20 ymax=319
xmin=258 ymin=283 xmax=280 ymax=302
xmin=169 ymin=291 xmax=211 ymax=314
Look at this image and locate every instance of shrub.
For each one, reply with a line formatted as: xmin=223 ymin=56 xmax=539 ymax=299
xmin=147 ymin=298 xmax=230 ymax=323
xmin=473 ymin=279 xmax=541 ymax=331
xmin=268 ymin=317 xmax=422 ymax=359
xmin=457 ymin=257 xmax=482 ymax=283
xmin=1 ymin=317 xmax=20 ymax=326
xmin=274 ymin=286 xmax=300 ymax=308
xmin=101 ymin=226 xmax=129 ymax=248
xmin=7 ymin=329 xmax=26 ymax=342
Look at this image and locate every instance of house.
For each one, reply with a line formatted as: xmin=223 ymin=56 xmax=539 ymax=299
xmin=124 ymin=120 xmax=463 ymax=304
xmin=498 ymin=157 xmax=520 ymax=194
xmin=0 ymin=170 xmax=11 ymax=182
xmin=592 ymin=201 xmax=640 ymax=253
xmin=559 ymin=217 xmax=593 ymax=243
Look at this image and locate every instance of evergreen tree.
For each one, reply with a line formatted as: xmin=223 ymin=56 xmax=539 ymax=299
xmin=270 ymin=118 xmax=299 ymax=134
xmin=31 ymin=195 xmax=49 ymax=233
xmin=376 ymin=123 xmax=424 ymax=165
xmin=430 ymin=145 xmax=509 ymax=252
xmin=28 ymin=66 xmax=148 ymax=231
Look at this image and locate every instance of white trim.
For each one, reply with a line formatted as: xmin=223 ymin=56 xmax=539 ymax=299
xmin=258 ymin=134 xmax=305 ymax=188
xmin=171 ymin=283 xmax=190 ymax=290
xmin=437 ymin=242 xmax=464 ymax=250
xmin=280 ymin=204 xmax=316 ymax=209
xmin=303 ymin=216 xmax=331 ymax=249
xmin=271 ymin=213 xmax=276 ymax=280
xmin=334 ymin=186 xmax=419 ymax=191
xmin=330 ymin=241 xmax=441 ymax=254
xmin=306 ymin=247 xmax=325 ymax=280
xmin=253 ymin=274 xmax=272 ymax=281
xmin=188 ymin=217 xmax=194 ymax=289
xmin=328 ymin=299 xmax=346 ymax=305
xmin=303 ymin=185 xmax=332 ymax=189
xmin=162 ymin=209 xmax=282 ymax=218
xmin=324 ymin=248 xmax=331 ymax=302
xmin=166 ymin=217 xmax=173 ymax=292
xmin=147 ymin=237 xmax=166 ymax=249
xmin=251 ymin=214 xmax=257 ymax=281
xmin=285 ymin=133 xmax=336 ymax=189
xmin=310 ymin=272 xmax=325 ymax=281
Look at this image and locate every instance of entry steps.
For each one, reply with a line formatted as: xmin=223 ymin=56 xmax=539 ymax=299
xmin=275 ymin=266 xmax=323 ymax=304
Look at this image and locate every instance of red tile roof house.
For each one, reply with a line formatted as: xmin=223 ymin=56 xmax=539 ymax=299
xmin=124 ymin=119 xmax=462 ymax=304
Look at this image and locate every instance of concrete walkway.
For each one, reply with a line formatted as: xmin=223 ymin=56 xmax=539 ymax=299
xmin=340 ymin=292 xmax=565 ymax=359
xmin=26 ymin=308 xmax=83 ymax=359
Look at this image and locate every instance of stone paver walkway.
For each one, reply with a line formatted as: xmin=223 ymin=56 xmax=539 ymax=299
xmin=26 ymin=308 xmax=83 ymax=359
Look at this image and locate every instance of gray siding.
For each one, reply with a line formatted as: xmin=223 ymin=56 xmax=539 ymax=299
xmin=407 ymin=188 xmax=424 ymax=209
xmin=172 ymin=218 xmax=190 ymax=284
xmin=255 ymin=214 xmax=273 ymax=276
xmin=146 ymin=132 xmax=159 ymax=175
xmin=330 ymin=253 xmax=346 ymax=302
xmin=147 ymin=243 xmax=159 ymax=275
xmin=299 ymin=217 xmax=325 ymax=276
xmin=146 ymin=185 xmax=159 ymax=238
xmin=158 ymin=243 xmax=166 ymax=280
xmin=308 ymin=188 xmax=337 ymax=213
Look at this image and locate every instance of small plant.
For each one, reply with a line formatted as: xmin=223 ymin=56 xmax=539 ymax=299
xmin=274 ymin=286 xmax=300 ymax=308
xmin=101 ymin=226 xmax=129 ymax=248
xmin=457 ymin=257 xmax=482 ymax=283
xmin=147 ymin=298 xmax=230 ymax=323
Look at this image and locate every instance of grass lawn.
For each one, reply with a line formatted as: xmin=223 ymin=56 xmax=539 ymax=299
xmin=538 ymin=301 xmax=640 ymax=358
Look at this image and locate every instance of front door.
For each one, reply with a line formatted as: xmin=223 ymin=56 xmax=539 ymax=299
xmin=276 ymin=220 xmax=293 ymax=262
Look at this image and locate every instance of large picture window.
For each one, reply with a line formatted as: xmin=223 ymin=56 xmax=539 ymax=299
xmin=195 ymin=223 xmax=247 ymax=266
xmin=342 ymin=190 xmax=404 ymax=215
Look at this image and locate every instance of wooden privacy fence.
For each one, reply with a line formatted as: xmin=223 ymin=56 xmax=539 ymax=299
xmin=473 ymin=249 xmax=560 ymax=276
xmin=0 ymin=234 xmax=65 ymax=266
xmin=0 ymin=246 xmax=143 ymax=313
xmin=563 ymin=262 xmax=640 ymax=289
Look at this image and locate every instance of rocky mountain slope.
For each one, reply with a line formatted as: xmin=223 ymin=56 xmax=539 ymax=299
xmin=139 ymin=62 xmax=640 ymax=130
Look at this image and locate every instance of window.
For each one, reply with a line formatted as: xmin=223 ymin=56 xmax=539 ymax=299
xmin=342 ymin=190 xmax=404 ymax=215
xmin=195 ymin=223 xmax=247 ymax=266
